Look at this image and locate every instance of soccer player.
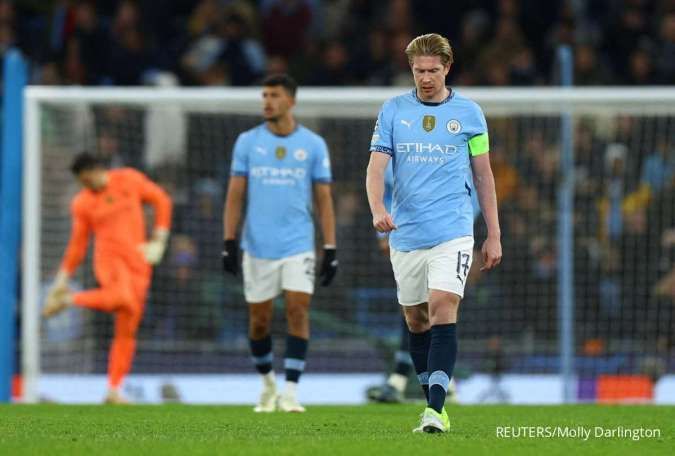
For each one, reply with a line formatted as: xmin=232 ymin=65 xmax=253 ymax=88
xmin=222 ymin=74 xmax=337 ymax=413
xmin=42 ymin=153 xmax=173 ymax=404
xmin=366 ymin=34 xmax=502 ymax=433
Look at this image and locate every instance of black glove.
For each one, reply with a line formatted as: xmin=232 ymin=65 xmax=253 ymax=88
xmin=319 ymin=247 xmax=338 ymax=286
xmin=222 ymin=239 xmax=239 ymax=276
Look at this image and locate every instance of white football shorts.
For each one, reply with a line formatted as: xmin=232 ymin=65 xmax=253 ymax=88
xmin=390 ymin=236 xmax=474 ymax=306
xmin=242 ymin=251 xmax=315 ymax=303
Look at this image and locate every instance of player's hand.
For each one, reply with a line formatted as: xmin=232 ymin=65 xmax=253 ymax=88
xmin=46 ymin=270 xmax=69 ymax=301
xmin=319 ymin=247 xmax=338 ymax=286
xmin=51 ymin=270 xmax=69 ymax=290
xmin=138 ymin=229 xmax=169 ymax=265
xmin=222 ymin=239 xmax=239 ymax=276
xmin=480 ymin=236 xmax=502 ymax=271
xmin=372 ymin=211 xmax=397 ymax=233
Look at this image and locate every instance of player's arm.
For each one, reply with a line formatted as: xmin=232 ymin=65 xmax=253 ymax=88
xmin=222 ymin=133 xmax=249 ymax=276
xmin=314 ymin=183 xmax=336 ymax=246
xmin=135 ymin=170 xmax=173 ymax=265
xmin=224 ymin=176 xmax=246 ymax=240
xmin=470 ymin=150 xmax=502 ymax=271
xmin=366 ymin=152 xmax=396 ymax=232
xmin=311 ymin=137 xmax=337 ymax=286
xmin=53 ymin=201 xmax=91 ymax=291
xmin=314 ymin=182 xmax=337 ymax=286
xmin=222 ymin=175 xmax=247 ymax=276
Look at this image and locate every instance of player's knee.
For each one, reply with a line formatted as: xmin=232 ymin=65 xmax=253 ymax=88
xmin=285 ymin=304 xmax=308 ymax=325
xmin=249 ymin=318 xmax=271 ymax=339
xmin=428 ymin=294 xmax=460 ymax=325
xmin=404 ymin=312 xmax=429 ymax=332
xmin=109 ymin=285 xmax=134 ymax=308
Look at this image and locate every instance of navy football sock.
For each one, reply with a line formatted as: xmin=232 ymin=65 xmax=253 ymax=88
xmin=284 ymin=335 xmax=308 ymax=383
xmin=428 ymin=323 xmax=457 ymax=413
xmin=250 ymin=335 xmax=273 ymax=375
xmin=408 ymin=329 xmax=431 ymax=402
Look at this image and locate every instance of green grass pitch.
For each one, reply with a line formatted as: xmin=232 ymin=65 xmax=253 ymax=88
xmin=1 ymin=404 xmax=673 ymax=455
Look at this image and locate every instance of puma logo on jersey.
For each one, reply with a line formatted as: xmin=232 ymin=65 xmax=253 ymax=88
xmin=400 ymin=119 xmax=412 ymax=128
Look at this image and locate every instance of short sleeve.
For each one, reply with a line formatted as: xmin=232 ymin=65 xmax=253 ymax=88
xmin=369 ymin=100 xmax=394 ymax=156
xmin=468 ymin=103 xmax=489 ymax=157
xmin=230 ymin=133 xmax=249 ymax=176
xmin=312 ymin=137 xmax=332 ymax=183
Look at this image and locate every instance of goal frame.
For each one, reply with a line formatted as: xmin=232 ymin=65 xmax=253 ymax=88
xmin=22 ymin=86 xmax=675 ymax=403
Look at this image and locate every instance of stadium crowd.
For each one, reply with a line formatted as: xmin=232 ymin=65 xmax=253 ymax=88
xmin=1 ymin=0 xmax=674 ymax=87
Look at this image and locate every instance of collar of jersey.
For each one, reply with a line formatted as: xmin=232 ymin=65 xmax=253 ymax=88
xmin=264 ymin=121 xmax=299 ymax=137
xmin=412 ymin=87 xmax=454 ymax=106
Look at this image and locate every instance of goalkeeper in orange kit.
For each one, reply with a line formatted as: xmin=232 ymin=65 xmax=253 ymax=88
xmin=43 ymin=153 xmax=172 ymax=404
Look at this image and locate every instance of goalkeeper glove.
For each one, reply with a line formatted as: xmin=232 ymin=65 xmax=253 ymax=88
xmin=222 ymin=239 xmax=239 ymax=276
xmin=46 ymin=269 xmax=69 ymax=302
xmin=139 ymin=228 xmax=169 ymax=265
xmin=319 ymin=246 xmax=338 ymax=286
xmin=48 ymin=269 xmax=69 ymax=295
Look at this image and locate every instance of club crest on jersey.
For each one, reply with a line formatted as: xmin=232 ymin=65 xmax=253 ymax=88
xmin=275 ymin=146 xmax=286 ymax=160
xmin=423 ymin=115 xmax=435 ymax=132
xmin=447 ymin=119 xmax=462 ymax=134
xmin=294 ymin=148 xmax=307 ymax=161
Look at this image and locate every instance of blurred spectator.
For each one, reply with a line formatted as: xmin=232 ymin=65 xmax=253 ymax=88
xmin=219 ymin=12 xmax=266 ymax=85
xmin=108 ymin=1 xmax=154 ymax=85
xmin=307 ymin=40 xmax=351 ymax=85
xmin=70 ymin=1 xmax=109 ymax=85
xmin=508 ymin=47 xmax=538 ymax=85
xmin=315 ymin=0 xmax=351 ymax=41
xmin=574 ymin=44 xmax=612 ymax=85
xmin=264 ymin=54 xmax=289 ymax=77
xmin=625 ymin=45 xmax=657 ymax=85
xmin=389 ymin=31 xmax=414 ymax=87
xmin=261 ymin=0 xmax=312 ymax=59
xmin=655 ymin=13 xmax=675 ymax=83
xmin=489 ymin=142 xmax=520 ymax=204
xmin=599 ymin=143 xmax=629 ymax=242
xmin=387 ymin=0 xmax=413 ymax=35
xmin=478 ymin=18 xmax=527 ymax=77
xmin=641 ymin=138 xmax=675 ymax=192
xmin=349 ymin=28 xmax=392 ymax=86
xmin=603 ymin=6 xmax=650 ymax=74
xmin=452 ymin=9 xmax=491 ymax=84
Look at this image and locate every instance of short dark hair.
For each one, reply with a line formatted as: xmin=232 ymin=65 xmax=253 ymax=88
xmin=262 ymin=74 xmax=298 ymax=98
xmin=70 ymin=152 xmax=104 ymax=175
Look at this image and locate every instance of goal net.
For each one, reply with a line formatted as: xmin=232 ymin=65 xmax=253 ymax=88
xmin=22 ymin=87 xmax=675 ymax=403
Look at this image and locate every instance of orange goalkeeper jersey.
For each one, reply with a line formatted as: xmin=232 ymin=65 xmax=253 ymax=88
xmin=60 ymin=168 xmax=172 ymax=275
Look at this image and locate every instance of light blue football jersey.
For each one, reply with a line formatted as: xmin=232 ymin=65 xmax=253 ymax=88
xmin=231 ymin=123 xmax=332 ymax=259
xmin=370 ymin=89 xmax=489 ymax=252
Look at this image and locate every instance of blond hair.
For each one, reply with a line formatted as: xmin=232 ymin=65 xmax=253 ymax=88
xmin=405 ymin=33 xmax=454 ymax=67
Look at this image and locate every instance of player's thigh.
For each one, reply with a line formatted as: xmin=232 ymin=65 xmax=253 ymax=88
xmin=427 ymin=236 xmax=474 ymax=299
xmin=242 ymin=252 xmax=283 ymax=303
xmin=280 ymin=251 xmax=315 ymax=295
xmin=94 ymin=256 xmax=131 ymax=289
xmin=390 ymin=247 xmax=428 ymax=306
